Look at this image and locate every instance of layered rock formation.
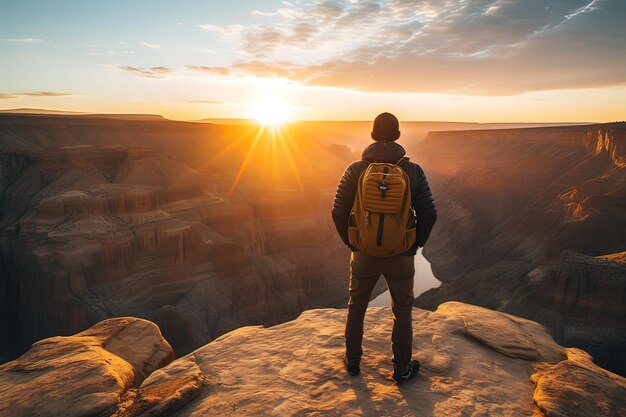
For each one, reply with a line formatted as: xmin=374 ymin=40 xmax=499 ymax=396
xmin=0 ymin=114 xmax=354 ymax=190
xmin=418 ymin=251 xmax=626 ymax=376
xmin=417 ymin=123 xmax=625 ymax=277
xmin=0 ymin=140 xmax=349 ymax=363
xmin=2 ymin=303 xmax=624 ymax=416
xmin=2 ymin=114 xmax=625 ymax=383
xmin=0 ymin=317 xmax=174 ymax=417
xmin=413 ymin=123 xmax=626 ymax=375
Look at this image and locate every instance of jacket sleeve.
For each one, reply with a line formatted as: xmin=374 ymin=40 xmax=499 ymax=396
xmin=412 ymin=166 xmax=437 ymax=248
xmin=331 ymin=163 xmax=359 ymax=248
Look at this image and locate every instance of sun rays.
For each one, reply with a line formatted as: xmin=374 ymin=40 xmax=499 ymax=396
xmin=195 ymin=94 xmax=311 ymax=197
xmin=222 ymin=124 xmax=306 ymax=197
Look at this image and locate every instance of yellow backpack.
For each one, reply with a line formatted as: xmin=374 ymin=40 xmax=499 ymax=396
xmin=348 ymin=157 xmax=416 ymax=257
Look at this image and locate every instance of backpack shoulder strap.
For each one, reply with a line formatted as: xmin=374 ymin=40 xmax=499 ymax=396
xmin=394 ymin=156 xmax=409 ymax=166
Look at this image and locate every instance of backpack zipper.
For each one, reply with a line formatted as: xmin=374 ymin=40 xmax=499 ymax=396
xmin=377 ymin=213 xmax=384 ymax=246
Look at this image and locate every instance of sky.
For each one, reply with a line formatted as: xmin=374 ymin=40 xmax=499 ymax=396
xmin=1 ymin=0 xmax=625 ymax=122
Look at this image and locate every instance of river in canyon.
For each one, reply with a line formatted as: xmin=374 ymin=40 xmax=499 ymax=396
xmin=369 ymin=248 xmax=440 ymax=307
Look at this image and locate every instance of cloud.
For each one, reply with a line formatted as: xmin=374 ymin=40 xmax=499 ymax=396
xmin=198 ymin=24 xmax=245 ymax=37
xmin=0 ymin=91 xmax=73 ymax=99
xmin=2 ymin=38 xmax=43 ymax=43
xmin=242 ymin=26 xmax=284 ymax=56
xmin=119 ymin=66 xmax=174 ymax=78
xmin=118 ymin=65 xmax=230 ymax=79
xmin=251 ymin=10 xmax=277 ymax=17
xmin=20 ymin=91 xmax=73 ymax=97
xmin=191 ymin=48 xmax=215 ymax=54
xmin=191 ymin=0 xmax=626 ymax=95
xmin=187 ymin=100 xmax=224 ymax=104
xmin=139 ymin=41 xmax=160 ymax=49
xmin=186 ymin=65 xmax=231 ymax=76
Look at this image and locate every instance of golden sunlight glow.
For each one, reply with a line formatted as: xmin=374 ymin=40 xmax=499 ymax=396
xmin=249 ymin=96 xmax=293 ymax=126
xmin=221 ymin=122 xmax=307 ymax=197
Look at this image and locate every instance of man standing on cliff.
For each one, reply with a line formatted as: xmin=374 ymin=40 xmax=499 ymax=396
xmin=332 ymin=112 xmax=437 ymax=383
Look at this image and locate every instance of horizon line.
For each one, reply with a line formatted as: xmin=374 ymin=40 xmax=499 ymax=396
xmin=0 ymin=108 xmax=603 ymax=125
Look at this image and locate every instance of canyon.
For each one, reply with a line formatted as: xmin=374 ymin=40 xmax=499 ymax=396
xmin=413 ymin=123 xmax=626 ymax=375
xmin=1 ymin=114 xmax=624 ymax=382
xmin=0 ymin=114 xmax=353 ymax=362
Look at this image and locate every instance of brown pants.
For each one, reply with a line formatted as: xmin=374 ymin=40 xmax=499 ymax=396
xmin=345 ymin=251 xmax=415 ymax=374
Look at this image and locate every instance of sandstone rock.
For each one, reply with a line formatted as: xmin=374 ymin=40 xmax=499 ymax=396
xmin=418 ymin=123 xmax=626 ymax=280
xmin=414 ymin=123 xmax=626 ymax=376
xmin=0 ymin=317 xmax=174 ymax=417
xmin=437 ymin=302 xmax=565 ymax=363
xmin=532 ymin=348 xmax=626 ymax=417
xmin=100 ymin=302 xmax=624 ymax=417
xmin=599 ymin=251 xmax=626 ymax=264
xmin=0 ymin=142 xmax=349 ymax=363
xmin=417 ymin=251 xmax=626 ymax=376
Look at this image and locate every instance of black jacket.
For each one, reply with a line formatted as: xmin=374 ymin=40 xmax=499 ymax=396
xmin=331 ymin=141 xmax=437 ymax=255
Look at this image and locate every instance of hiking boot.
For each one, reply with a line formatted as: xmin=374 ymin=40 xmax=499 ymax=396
xmin=392 ymin=360 xmax=420 ymax=383
xmin=344 ymin=357 xmax=360 ymax=376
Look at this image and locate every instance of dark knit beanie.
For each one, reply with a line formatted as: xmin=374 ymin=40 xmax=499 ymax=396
xmin=372 ymin=112 xmax=400 ymax=141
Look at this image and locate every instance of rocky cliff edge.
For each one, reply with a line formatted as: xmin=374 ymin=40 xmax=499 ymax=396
xmin=1 ymin=302 xmax=624 ymax=417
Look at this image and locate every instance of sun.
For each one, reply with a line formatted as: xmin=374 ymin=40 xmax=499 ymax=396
xmin=249 ymin=96 xmax=293 ymax=126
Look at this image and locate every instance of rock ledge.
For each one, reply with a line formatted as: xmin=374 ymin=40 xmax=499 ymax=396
xmin=2 ymin=303 xmax=625 ymax=417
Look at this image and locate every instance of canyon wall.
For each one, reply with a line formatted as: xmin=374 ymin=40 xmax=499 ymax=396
xmin=0 ymin=115 xmax=354 ymax=362
xmin=414 ymin=123 xmax=626 ymax=375
xmin=2 ymin=115 xmax=624 ymax=379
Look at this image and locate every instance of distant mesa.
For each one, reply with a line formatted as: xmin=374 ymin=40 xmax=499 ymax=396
xmin=0 ymin=108 xmax=91 ymax=115
xmin=0 ymin=108 xmax=167 ymax=121
xmin=196 ymin=117 xmax=260 ymax=125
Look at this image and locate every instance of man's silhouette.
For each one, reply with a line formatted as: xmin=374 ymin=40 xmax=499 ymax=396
xmin=332 ymin=112 xmax=437 ymax=382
